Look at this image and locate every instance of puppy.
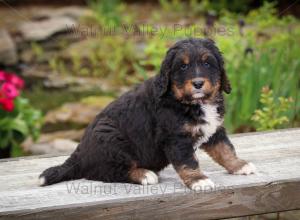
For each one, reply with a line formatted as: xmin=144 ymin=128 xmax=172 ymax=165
xmin=40 ymin=38 xmax=256 ymax=190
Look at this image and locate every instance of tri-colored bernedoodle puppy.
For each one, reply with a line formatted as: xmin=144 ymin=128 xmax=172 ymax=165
xmin=40 ymin=38 xmax=256 ymax=190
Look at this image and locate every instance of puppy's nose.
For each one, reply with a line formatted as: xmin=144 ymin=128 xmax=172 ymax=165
xmin=192 ymin=80 xmax=204 ymax=89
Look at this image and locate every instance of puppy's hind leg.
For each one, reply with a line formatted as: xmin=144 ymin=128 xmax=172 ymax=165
xmin=85 ymin=152 xmax=159 ymax=185
xmin=128 ymin=163 xmax=159 ymax=185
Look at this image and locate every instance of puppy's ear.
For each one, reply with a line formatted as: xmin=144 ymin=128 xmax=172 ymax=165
xmin=155 ymin=47 xmax=177 ymax=97
xmin=220 ymin=63 xmax=231 ymax=94
xmin=203 ymin=39 xmax=231 ymax=94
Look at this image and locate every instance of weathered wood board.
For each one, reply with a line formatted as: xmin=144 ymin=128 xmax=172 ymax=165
xmin=0 ymin=128 xmax=300 ymax=220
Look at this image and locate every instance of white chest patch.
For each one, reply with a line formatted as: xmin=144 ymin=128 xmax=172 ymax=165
xmin=193 ymin=104 xmax=223 ymax=149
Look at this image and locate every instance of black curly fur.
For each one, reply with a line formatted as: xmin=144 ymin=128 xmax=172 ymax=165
xmin=40 ymin=38 xmax=234 ymax=186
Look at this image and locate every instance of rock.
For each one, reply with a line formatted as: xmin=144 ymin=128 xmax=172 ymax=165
xmin=0 ymin=29 xmax=17 ymax=65
xmin=22 ymin=129 xmax=84 ymax=155
xmin=53 ymin=139 xmax=78 ymax=152
xmin=21 ymin=66 xmax=118 ymax=92
xmin=21 ymin=65 xmax=50 ymax=79
xmin=55 ymin=6 xmax=90 ymax=20
xmin=44 ymin=96 xmax=115 ymax=126
xmin=25 ymin=139 xmax=78 ymax=155
xmin=19 ymin=16 xmax=77 ymax=41
xmin=43 ymin=74 xmax=111 ymax=91
xmin=43 ymin=74 xmax=75 ymax=89
xmin=33 ymin=6 xmax=90 ymax=21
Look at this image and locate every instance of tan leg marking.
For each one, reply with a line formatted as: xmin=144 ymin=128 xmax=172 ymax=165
xmin=203 ymin=142 xmax=248 ymax=174
xmin=175 ymin=165 xmax=207 ymax=188
xmin=175 ymin=164 xmax=215 ymax=190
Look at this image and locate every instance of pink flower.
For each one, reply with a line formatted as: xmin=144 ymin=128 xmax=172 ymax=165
xmin=0 ymin=71 xmax=6 ymax=81
xmin=0 ymin=82 xmax=19 ymax=99
xmin=0 ymin=98 xmax=14 ymax=112
xmin=5 ymin=73 xmax=24 ymax=89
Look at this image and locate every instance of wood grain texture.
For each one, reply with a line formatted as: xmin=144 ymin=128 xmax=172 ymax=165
xmin=0 ymin=128 xmax=300 ymax=220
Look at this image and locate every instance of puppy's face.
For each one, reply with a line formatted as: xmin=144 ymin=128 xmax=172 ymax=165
xmin=160 ymin=39 xmax=230 ymax=104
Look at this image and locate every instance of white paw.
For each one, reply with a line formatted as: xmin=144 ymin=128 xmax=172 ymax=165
xmin=191 ymin=178 xmax=215 ymax=191
xmin=141 ymin=171 xmax=158 ymax=185
xmin=234 ymin=162 xmax=257 ymax=175
xmin=38 ymin=176 xmax=46 ymax=186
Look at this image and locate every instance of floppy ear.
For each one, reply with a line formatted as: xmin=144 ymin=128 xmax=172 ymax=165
xmin=220 ymin=65 xmax=231 ymax=94
xmin=155 ymin=47 xmax=177 ymax=97
xmin=202 ymin=38 xmax=231 ymax=94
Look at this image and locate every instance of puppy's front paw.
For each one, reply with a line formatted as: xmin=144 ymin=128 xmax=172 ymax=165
xmin=190 ymin=178 xmax=215 ymax=191
xmin=141 ymin=170 xmax=159 ymax=185
xmin=233 ymin=162 xmax=256 ymax=175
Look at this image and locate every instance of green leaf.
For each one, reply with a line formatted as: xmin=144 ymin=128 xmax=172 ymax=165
xmin=9 ymin=118 xmax=29 ymax=136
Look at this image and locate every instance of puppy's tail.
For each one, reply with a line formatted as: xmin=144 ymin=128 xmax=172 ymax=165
xmin=39 ymin=151 xmax=81 ymax=186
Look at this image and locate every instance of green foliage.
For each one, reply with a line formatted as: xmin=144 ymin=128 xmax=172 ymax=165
xmin=251 ymin=87 xmax=293 ymax=131
xmin=245 ymin=1 xmax=297 ymax=29
xmin=96 ymin=37 xmax=136 ymax=84
xmin=86 ymin=0 xmax=134 ymax=27
xmin=246 ymin=1 xmax=277 ymax=23
xmin=80 ymin=96 xmax=115 ymax=107
xmin=88 ymin=0 xmax=124 ymax=27
xmin=192 ymin=0 xmax=253 ymax=15
xmin=142 ymin=37 xmax=170 ymax=72
xmin=31 ymin=42 xmax=44 ymax=62
xmin=157 ymin=0 xmax=205 ymax=19
xmin=0 ymin=97 xmax=42 ymax=157
xmin=217 ymin=27 xmax=300 ymax=132
xmin=49 ymin=57 xmax=68 ymax=75
xmin=159 ymin=0 xmax=186 ymax=13
xmin=157 ymin=0 xmax=257 ymax=19
xmin=49 ymin=37 xmax=142 ymax=85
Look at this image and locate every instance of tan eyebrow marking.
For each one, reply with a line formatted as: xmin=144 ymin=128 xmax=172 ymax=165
xmin=182 ymin=53 xmax=190 ymax=64
xmin=201 ymin=52 xmax=209 ymax=61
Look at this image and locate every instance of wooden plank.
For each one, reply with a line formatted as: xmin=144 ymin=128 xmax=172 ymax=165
xmin=0 ymin=128 xmax=300 ymax=220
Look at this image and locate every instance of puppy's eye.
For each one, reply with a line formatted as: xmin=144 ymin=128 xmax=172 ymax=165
xmin=203 ymin=62 xmax=210 ymax=68
xmin=181 ymin=64 xmax=188 ymax=70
